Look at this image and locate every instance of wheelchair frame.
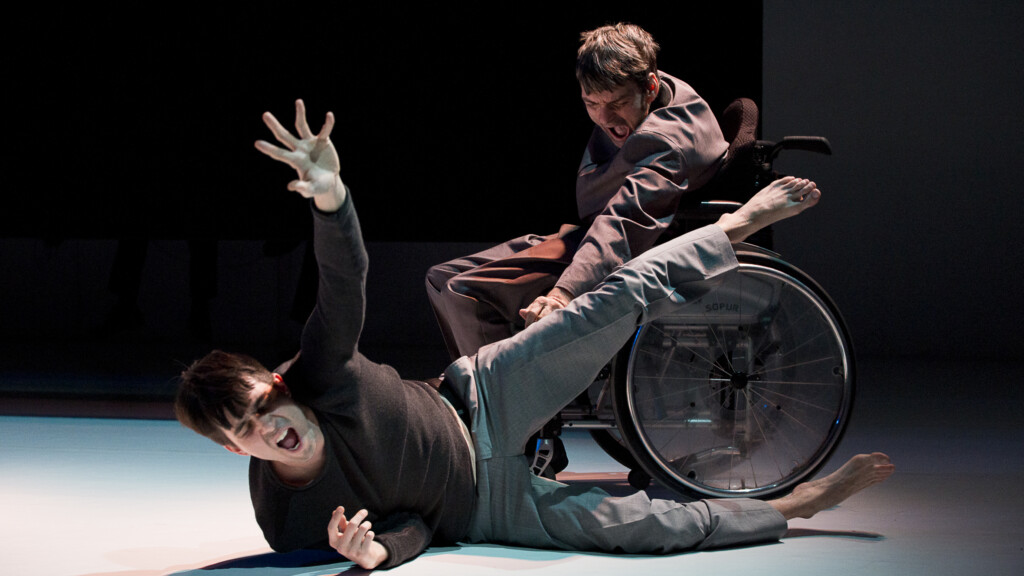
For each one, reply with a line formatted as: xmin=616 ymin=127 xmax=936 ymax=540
xmin=532 ymin=99 xmax=853 ymax=500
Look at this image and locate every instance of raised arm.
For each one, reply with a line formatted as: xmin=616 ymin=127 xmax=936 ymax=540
xmin=255 ymin=100 xmax=368 ymax=376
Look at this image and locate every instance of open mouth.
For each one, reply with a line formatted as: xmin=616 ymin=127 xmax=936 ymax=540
xmin=276 ymin=428 xmax=301 ymax=451
xmin=607 ymin=125 xmax=631 ymax=142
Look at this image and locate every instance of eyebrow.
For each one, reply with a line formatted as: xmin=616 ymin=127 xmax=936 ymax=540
xmin=231 ymin=410 xmax=253 ymax=435
xmin=231 ymin=388 xmax=273 ymax=434
xmin=582 ymin=94 xmax=630 ymax=106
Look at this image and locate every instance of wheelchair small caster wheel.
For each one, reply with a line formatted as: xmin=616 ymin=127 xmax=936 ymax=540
xmin=628 ymin=468 xmax=652 ymax=490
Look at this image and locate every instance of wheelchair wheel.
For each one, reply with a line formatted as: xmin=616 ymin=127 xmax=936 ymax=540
xmin=611 ymin=249 xmax=855 ymax=499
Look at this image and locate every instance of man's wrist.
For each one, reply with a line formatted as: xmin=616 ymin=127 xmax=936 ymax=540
xmin=312 ymin=175 xmax=347 ymax=213
xmin=547 ymin=286 xmax=574 ymax=307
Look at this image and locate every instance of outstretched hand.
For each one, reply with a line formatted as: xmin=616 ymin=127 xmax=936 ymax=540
xmin=327 ymin=506 xmax=388 ymax=569
xmin=255 ymin=99 xmax=346 ymax=212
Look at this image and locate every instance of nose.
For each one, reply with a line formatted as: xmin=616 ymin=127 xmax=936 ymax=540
xmin=253 ymin=413 xmax=276 ymax=436
xmin=596 ymin=106 xmax=616 ymax=125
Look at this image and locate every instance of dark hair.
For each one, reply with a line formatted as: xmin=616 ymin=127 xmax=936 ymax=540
xmin=175 ymin=350 xmax=274 ymax=445
xmin=576 ymin=23 xmax=660 ymax=94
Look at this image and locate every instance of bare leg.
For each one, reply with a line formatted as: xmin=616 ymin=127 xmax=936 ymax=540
xmin=717 ymin=176 xmax=822 ymax=243
xmin=770 ymin=453 xmax=895 ymax=520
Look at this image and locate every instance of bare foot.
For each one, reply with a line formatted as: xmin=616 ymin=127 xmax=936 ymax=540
xmin=716 ymin=176 xmax=821 ymax=243
xmin=770 ymin=452 xmax=895 ymax=520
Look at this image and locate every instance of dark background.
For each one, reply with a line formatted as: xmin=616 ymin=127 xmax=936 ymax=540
xmin=761 ymin=0 xmax=1024 ymax=362
xmin=0 ymin=2 xmax=763 ymax=402
xmin=3 ymin=1 xmax=1023 ymax=407
xmin=4 ymin=2 xmax=761 ymax=242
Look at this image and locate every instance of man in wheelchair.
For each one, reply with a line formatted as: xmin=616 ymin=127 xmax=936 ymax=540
xmin=174 ymin=100 xmax=895 ymax=570
xmin=426 ymin=22 xmax=731 ymax=362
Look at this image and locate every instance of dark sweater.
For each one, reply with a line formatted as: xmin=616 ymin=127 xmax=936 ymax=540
xmin=249 ymin=197 xmax=475 ymax=568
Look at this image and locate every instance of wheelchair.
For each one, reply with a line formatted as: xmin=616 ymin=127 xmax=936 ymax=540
xmin=534 ymin=98 xmax=854 ymax=500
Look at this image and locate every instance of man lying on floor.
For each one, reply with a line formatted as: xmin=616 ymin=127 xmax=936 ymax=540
xmin=175 ymin=100 xmax=895 ymax=570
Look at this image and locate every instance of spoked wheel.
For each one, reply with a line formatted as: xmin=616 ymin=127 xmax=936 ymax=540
xmin=611 ymin=249 xmax=855 ymax=499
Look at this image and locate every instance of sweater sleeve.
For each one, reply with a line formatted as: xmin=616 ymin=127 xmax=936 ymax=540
xmin=299 ymin=191 xmax=370 ymax=393
xmin=373 ymin=512 xmax=432 ymax=569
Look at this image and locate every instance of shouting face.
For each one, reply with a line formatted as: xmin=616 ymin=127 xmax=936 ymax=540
xmin=220 ymin=375 xmax=324 ymax=476
xmin=581 ymin=73 xmax=659 ymax=148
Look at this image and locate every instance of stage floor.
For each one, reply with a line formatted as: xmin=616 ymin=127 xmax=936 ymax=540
xmin=2 ymin=358 xmax=1022 ymax=576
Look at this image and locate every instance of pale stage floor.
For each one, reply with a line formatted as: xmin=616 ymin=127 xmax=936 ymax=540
xmin=1 ymin=358 xmax=1022 ymax=576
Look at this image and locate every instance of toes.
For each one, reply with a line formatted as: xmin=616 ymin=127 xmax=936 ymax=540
xmin=801 ymin=189 xmax=821 ymax=206
xmin=866 ymin=452 xmax=892 ymax=465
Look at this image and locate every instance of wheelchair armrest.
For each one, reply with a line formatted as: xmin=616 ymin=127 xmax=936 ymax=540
xmin=677 ymin=200 xmax=744 ymax=220
xmin=670 ymin=200 xmax=774 ymax=250
xmin=759 ymin=137 xmax=833 ymax=163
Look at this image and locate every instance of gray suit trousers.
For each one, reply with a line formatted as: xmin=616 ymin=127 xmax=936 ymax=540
xmin=443 ymin=223 xmax=788 ymax=554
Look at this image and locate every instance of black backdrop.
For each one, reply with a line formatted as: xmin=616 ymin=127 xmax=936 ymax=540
xmin=5 ymin=2 xmax=762 ymax=243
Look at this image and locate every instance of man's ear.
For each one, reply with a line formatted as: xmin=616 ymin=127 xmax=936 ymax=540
xmin=645 ymin=72 xmax=660 ymax=103
xmin=224 ymin=444 xmax=249 ymax=456
xmin=272 ymin=373 xmax=291 ymax=395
